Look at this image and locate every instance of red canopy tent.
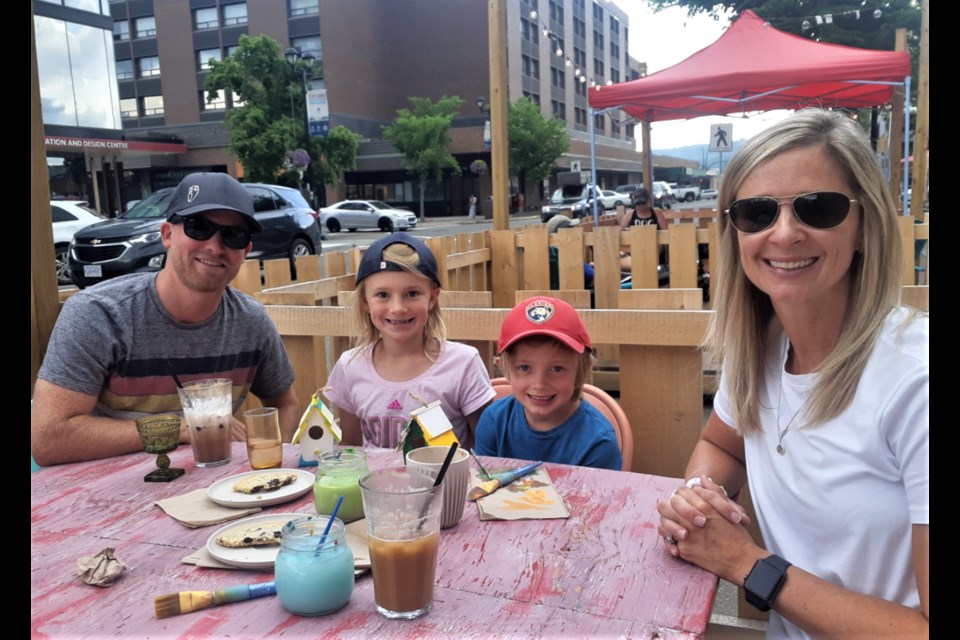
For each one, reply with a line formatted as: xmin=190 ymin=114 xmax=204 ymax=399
xmin=586 ymin=9 xmax=912 ymax=215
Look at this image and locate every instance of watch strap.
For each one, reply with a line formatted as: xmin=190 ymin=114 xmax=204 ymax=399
xmin=743 ymin=554 xmax=791 ymax=612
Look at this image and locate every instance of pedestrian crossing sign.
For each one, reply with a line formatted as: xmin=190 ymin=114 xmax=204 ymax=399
xmin=709 ymin=123 xmax=733 ymax=152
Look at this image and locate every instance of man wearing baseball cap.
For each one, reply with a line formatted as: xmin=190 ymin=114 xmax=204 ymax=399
xmin=473 ymin=296 xmax=622 ymax=470
xmin=33 ymin=172 xmax=300 ymax=466
xmin=618 ymin=185 xmax=668 ymax=273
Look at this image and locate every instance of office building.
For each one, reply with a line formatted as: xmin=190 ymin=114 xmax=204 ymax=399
xmin=37 ymin=0 xmax=647 ymax=216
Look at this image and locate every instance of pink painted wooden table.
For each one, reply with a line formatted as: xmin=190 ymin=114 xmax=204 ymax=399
xmin=31 ymin=443 xmax=718 ymax=638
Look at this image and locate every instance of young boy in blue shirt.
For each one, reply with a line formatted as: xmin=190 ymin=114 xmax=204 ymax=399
xmin=475 ymin=297 xmax=622 ymax=471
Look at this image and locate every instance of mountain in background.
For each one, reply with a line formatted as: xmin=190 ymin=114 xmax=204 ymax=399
xmin=652 ymin=141 xmax=745 ymax=168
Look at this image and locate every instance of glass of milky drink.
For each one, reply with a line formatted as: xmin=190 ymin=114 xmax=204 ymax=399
xmin=359 ymin=467 xmax=443 ymax=619
xmin=177 ymin=378 xmax=234 ymax=468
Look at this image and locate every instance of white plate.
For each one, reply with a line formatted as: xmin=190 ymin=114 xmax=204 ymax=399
xmin=207 ymin=469 xmax=314 ymax=508
xmin=206 ymin=514 xmax=372 ymax=571
xmin=207 ymin=513 xmax=305 ymax=569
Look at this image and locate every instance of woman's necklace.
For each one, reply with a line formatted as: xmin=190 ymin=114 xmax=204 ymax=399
xmin=775 ymin=337 xmax=804 ymax=456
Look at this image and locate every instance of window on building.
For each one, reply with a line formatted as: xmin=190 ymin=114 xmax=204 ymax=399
xmin=574 ymin=47 xmax=586 ymax=69
xmin=553 ymin=36 xmax=565 ymax=57
xmin=594 ymin=57 xmax=604 ymax=77
xmin=594 ymin=112 xmax=605 ymax=133
xmin=549 ymin=0 xmax=563 ymax=24
xmin=575 ymin=107 xmax=587 ymax=126
xmin=573 ymin=17 xmax=585 ymax=38
xmin=116 ymin=59 xmax=134 ymax=80
xmin=231 ymin=91 xmax=245 ymax=108
xmin=138 ymin=56 xmax=160 ymax=78
xmin=611 ymin=39 xmax=620 ymax=59
xmin=291 ymin=35 xmax=322 ymax=60
xmin=223 ymin=3 xmax=248 ymax=26
xmin=197 ymin=48 xmax=221 ymax=71
xmin=523 ymin=91 xmax=540 ymax=107
xmin=113 ymin=20 xmax=129 ymax=41
xmin=521 ymin=54 xmax=540 ymax=80
xmin=609 ymin=16 xmax=620 ymax=37
xmin=593 ymin=29 xmax=603 ymax=51
xmin=143 ymin=95 xmax=164 ymax=116
xmin=194 ymin=7 xmax=218 ymax=30
xmin=610 ymin=68 xmax=619 ymax=84
xmin=120 ymin=98 xmax=138 ymax=118
xmin=203 ymin=90 xmax=227 ymax=110
xmin=593 ymin=2 xmax=604 ymax=22
xmin=574 ymin=0 xmax=584 ymax=9
xmin=611 ymin=119 xmax=620 ymax=136
xmin=550 ymin=100 xmax=566 ymax=121
xmin=134 ymin=16 xmax=156 ymax=38
xmin=290 ymin=0 xmax=319 ymax=17
xmin=575 ymin=76 xmax=587 ymax=96
xmin=521 ymin=17 xmax=538 ymax=44
xmin=551 ymin=67 xmax=565 ymax=89
xmin=226 ymin=45 xmax=240 ymax=57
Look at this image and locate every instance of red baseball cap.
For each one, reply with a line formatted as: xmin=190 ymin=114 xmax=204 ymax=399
xmin=498 ymin=297 xmax=592 ymax=354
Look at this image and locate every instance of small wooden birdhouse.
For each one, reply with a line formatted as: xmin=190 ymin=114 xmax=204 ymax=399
xmin=400 ymin=400 xmax=459 ymax=460
xmin=292 ymin=392 xmax=342 ymax=467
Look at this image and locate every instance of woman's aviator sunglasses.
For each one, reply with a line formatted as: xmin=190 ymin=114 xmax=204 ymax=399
xmin=170 ymin=214 xmax=254 ymax=249
xmin=725 ymin=191 xmax=857 ymax=234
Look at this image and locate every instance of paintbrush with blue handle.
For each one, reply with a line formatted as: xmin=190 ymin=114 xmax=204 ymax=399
xmin=154 ymin=581 xmax=276 ymax=619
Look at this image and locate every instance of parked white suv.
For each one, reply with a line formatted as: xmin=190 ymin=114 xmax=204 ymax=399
xmin=51 ymin=200 xmax=106 ymax=285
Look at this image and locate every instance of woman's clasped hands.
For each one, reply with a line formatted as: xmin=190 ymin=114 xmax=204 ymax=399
xmin=657 ymin=475 xmax=755 ymax=575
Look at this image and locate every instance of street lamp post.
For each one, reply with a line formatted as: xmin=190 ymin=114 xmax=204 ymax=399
xmin=284 ymin=47 xmax=315 ymax=147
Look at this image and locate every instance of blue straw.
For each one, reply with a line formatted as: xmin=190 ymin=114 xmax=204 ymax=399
xmin=319 ymin=495 xmax=344 ymax=546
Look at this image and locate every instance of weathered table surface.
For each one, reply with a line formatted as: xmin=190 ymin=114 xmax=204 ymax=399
xmin=31 ymin=443 xmax=717 ymax=638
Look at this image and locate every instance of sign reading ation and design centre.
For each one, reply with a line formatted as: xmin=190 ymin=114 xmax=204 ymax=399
xmin=44 ymin=136 xmax=188 ymax=155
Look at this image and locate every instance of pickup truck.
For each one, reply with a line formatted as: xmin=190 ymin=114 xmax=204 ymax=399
xmin=669 ymin=183 xmax=701 ymax=202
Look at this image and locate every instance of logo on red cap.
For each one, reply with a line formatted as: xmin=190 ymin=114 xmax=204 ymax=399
xmin=525 ymin=299 xmax=555 ymax=324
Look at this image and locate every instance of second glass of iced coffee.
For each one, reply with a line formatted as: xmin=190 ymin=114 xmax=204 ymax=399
xmin=177 ymin=377 xmax=234 ymax=468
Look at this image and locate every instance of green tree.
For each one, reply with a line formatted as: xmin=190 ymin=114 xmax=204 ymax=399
xmin=204 ymin=34 xmax=302 ymax=182
xmin=307 ymin=125 xmax=362 ymax=198
xmin=508 ymin=97 xmax=570 ymax=202
xmin=382 ymin=96 xmax=464 ymax=220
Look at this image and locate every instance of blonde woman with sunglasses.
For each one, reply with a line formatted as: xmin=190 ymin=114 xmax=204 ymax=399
xmin=656 ymin=109 xmax=928 ymax=639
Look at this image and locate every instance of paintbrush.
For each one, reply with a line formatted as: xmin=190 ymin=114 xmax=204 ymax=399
xmin=154 ymin=581 xmax=277 ymax=619
xmin=466 ymin=461 xmax=543 ymax=501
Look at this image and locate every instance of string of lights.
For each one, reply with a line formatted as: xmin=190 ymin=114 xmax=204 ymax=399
xmin=761 ymin=7 xmax=884 ymax=34
xmin=526 ymin=9 xmax=613 ymax=90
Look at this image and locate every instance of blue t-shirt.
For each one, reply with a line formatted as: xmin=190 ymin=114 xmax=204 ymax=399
xmin=475 ymin=396 xmax=622 ymax=471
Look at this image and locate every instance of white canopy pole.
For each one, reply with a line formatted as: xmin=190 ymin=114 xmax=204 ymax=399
xmin=901 ymin=75 xmax=912 ymax=216
xmin=589 ymin=108 xmax=599 ymax=226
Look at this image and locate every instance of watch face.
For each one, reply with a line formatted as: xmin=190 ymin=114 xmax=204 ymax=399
xmin=747 ymin=558 xmax=785 ymax=598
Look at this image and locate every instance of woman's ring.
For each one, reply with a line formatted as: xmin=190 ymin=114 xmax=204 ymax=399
xmin=665 ymin=533 xmax=678 ymax=545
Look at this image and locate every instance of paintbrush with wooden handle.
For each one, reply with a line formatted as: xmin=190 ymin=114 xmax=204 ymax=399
xmin=154 ymin=581 xmax=276 ymax=619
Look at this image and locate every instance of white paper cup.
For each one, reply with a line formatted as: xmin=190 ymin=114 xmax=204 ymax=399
xmin=406 ymin=446 xmax=470 ymax=529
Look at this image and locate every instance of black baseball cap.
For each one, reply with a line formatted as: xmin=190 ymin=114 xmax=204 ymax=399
xmin=166 ymin=172 xmax=262 ymax=232
xmin=632 ymin=187 xmax=650 ymax=205
xmin=356 ymin=232 xmax=441 ymax=287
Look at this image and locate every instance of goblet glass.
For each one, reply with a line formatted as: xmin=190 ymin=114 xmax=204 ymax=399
xmin=135 ymin=414 xmax=186 ymax=482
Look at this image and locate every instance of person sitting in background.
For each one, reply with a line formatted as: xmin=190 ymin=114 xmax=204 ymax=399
xmin=32 ymin=172 xmax=300 ymax=466
xmin=656 ymin=108 xmax=927 ymax=638
xmin=475 ymin=296 xmax=621 ymax=471
xmin=618 ymin=186 xmax=668 ymax=272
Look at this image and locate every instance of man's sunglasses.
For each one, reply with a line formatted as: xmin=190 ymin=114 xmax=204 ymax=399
xmin=170 ymin=215 xmax=254 ymax=249
xmin=725 ymin=191 xmax=857 ymax=234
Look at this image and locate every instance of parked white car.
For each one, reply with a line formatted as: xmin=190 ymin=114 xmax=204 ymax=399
xmin=319 ymin=200 xmax=418 ymax=233
xmin=699 ymin=189 xmax=718 ymax=200
xmin=51 ymin=200 xmax=106 ymax=285
xmin=600 ymin=190 xmax=630 ymax=211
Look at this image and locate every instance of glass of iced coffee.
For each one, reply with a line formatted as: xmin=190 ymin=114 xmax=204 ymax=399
xmin=177 ymin=378 xmax=234 ymax=468
xmin=359 ymin=467 xmax=442 ymax=619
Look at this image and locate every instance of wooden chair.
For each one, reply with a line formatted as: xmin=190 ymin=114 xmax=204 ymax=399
xmin=489 ymin=377 xmax=634 ymax=472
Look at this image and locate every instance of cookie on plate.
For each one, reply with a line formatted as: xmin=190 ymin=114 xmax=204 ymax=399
xmin=216 ymin=521 xmax=285 ymax=548
xmin=232 ymin=472 xmax=298 ymax=494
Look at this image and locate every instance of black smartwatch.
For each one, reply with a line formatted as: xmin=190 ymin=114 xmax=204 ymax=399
xmin=743 ymin=554 xmax=791 ymax=612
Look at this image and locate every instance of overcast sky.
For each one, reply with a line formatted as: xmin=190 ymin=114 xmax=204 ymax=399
xmin=622 ymin=3 xmax=792 ymax=150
